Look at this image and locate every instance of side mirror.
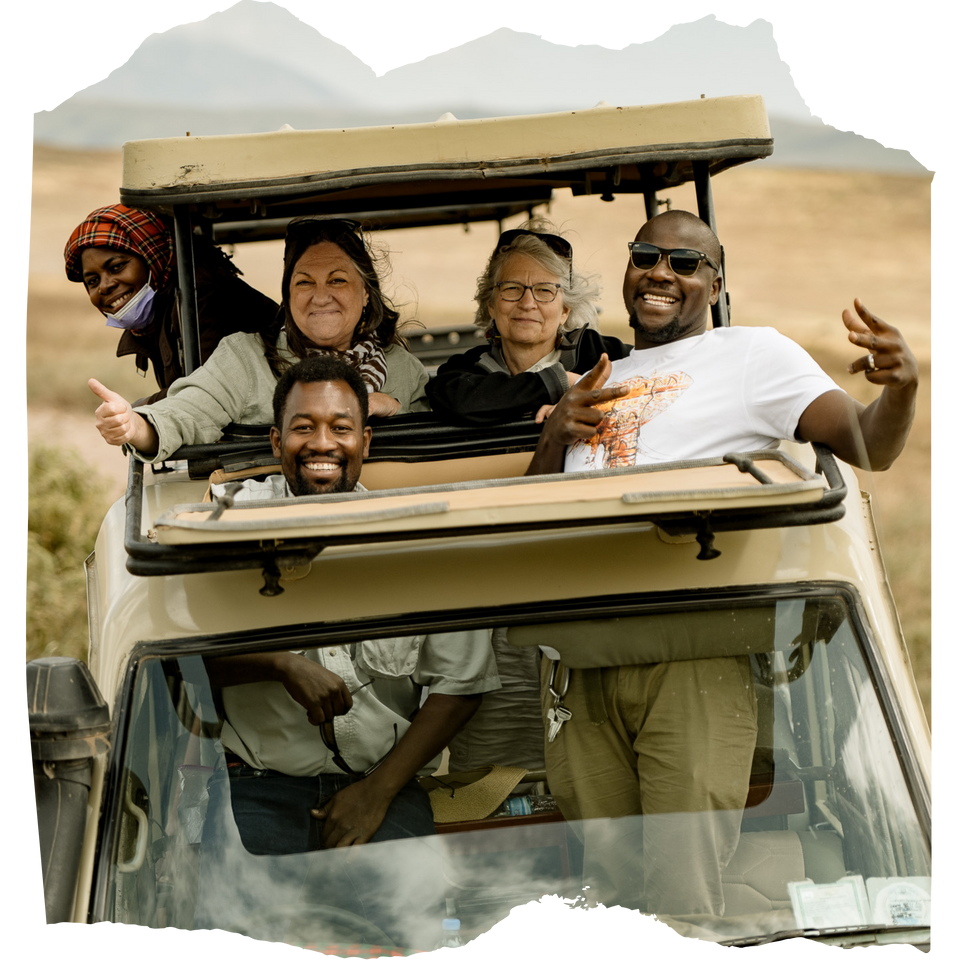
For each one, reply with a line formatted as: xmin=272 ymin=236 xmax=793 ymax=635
xmin=27 ymin=657 xmax=110 ymax=923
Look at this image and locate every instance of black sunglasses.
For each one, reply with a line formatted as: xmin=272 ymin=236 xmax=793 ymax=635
xmin=627 ymin=242 xmax=720 ymax=277
xmin=318 ymin=679 xmax=398 ymax=778
xmin=494 ymin=229 xmax=573 ymax=262
xmin=285 ymin=217 xmax=366 ymax=248
xmin=494 ymin=229 xmax=574 ymax=284
xmin=320 ymin=720 xmax=398 ymax=778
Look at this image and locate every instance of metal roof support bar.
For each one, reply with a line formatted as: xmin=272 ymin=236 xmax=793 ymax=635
xmin=692 ymin=159 xmax=729 ymax=328
xmin=638 ymin=163 xmax=658 ymax=220
xmin=173 ymin=206 xmax=201 ymax=375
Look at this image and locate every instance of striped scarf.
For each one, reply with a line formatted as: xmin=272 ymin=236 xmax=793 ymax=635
xmin=301 ymin=335 xmax=389 ymax=393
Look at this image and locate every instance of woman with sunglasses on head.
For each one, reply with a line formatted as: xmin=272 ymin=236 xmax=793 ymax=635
xmin=66 ymin=205 xmax=279 ymax=404
xmin=427 ymin=224 xmax=627 ymax=779
xmin=425 ymin=219 xmax=629 ymax=427
xmin=88 ymin=218 xmax=429 ymax=460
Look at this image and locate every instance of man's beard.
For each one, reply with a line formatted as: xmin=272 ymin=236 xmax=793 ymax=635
xmin=628 ymin=308 xmax=691 ymax=344
xmin=287 ymin=457 xmax=355 ymax=497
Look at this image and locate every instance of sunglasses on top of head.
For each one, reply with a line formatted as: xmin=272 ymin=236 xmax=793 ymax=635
xmin=494 ymin=229 xmax=574 ymax=263
xmin=285 ymin=217 xmax=366 ymax=247
xmin=627 ymin=242 xmax=720 ymax=277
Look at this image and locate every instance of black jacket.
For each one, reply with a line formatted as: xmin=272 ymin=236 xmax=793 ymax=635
xmin=426 ymin=326 xmax=631 ymax=426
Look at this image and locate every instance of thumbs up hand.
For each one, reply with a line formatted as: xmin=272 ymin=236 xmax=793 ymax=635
xmin=88 ymin=379 xmax=157 ymax=454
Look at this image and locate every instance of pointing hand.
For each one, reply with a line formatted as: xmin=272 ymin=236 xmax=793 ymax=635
xmin=540 ymin=354 xmax=630 ymax=446
xmin=843 ymin=299 xmax=918 ymax=392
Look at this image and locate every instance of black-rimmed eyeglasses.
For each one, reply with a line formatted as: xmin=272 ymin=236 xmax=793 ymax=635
xmin=494 ymin=282 xmax=562 ymax=303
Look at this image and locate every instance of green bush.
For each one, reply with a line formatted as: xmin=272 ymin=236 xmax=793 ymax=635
xmin=27 ymin=446 xmax=111 ymax=662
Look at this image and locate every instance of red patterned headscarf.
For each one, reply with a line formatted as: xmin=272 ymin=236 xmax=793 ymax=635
xmin=64 ymin=204 xmax=175 ymax=290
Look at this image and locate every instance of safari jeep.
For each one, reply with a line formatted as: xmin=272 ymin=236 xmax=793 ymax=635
xmin=27 ymin=95 xmax=931 ymax=952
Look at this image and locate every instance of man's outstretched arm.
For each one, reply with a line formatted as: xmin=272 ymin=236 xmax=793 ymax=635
xmin=797 ymin=300 xmax=918 ymax=471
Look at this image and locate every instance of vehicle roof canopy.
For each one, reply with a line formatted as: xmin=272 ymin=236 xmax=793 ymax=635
xmin=120 ymin=95 xmax=772 ymax=241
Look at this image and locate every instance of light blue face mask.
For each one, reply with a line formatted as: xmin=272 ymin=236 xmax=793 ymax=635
xmin=104 ymin=283 xmax=157 ymax=330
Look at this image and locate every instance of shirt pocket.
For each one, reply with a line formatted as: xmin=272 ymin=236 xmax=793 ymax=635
xmin=355 ymin=635 xmax=423 ymax=679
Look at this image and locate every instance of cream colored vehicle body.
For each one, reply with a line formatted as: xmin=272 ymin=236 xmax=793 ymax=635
xmin=30 ymin=95 xmax=930 ymax=950
xmin=74 ymin=442 xmax=930 ymax=946
xmin=88 ymin=444 xmax=929 ymax=770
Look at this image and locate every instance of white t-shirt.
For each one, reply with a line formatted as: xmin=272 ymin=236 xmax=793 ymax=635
xmin=564 ymin=326 xmax=841 ymax=472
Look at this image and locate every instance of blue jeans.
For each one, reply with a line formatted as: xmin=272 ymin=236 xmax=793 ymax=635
xmin=218 ymin=760 xmax=436 ymax=855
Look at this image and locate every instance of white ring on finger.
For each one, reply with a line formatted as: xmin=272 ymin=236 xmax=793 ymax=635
xmin=865 ymin=353 xmax=877 ymax=372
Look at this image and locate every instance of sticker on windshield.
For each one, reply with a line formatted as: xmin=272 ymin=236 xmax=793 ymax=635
xmin=788 ymin=875 xmax=870 ymax=929
xmin=866 ymin=877 xmax=931 ymax=926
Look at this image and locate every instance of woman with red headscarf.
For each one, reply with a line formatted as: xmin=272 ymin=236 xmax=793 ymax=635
xmin=65 ymin=204 xmax=279 ymax=403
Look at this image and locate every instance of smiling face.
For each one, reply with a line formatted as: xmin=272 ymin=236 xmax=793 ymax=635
xmin=488 ymin=252 xmax=570 ymax=371
xmin=623 ymin=216 xmax=722 ymax=349
xmin=80 ymin=247 xmax=150 ymax=316
xmin=288 ymin=242 xmax=370 ymax=352
xmin=270 ymin=380 xmax=371 ymax=497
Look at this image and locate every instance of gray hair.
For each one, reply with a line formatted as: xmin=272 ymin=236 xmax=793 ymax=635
xmin=473 ymin=222 xmax=601 ymax=333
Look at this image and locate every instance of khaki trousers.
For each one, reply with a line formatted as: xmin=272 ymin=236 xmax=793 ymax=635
xmin=543 ymin=655 xmax=758 ymax=917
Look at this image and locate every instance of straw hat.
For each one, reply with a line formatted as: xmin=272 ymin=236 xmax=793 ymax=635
xmin=425 ymin=765 xmax=528 ymax=823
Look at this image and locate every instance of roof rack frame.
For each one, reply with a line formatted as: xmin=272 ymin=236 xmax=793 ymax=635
xmin=122 ymin=421 xmax=847 ymax=592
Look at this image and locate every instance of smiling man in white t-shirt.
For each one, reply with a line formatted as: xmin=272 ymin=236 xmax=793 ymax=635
xmin=532 ymin=209 xmax=918 ymax=476
xmin=525 ymin=209 xmax=919 ymax=918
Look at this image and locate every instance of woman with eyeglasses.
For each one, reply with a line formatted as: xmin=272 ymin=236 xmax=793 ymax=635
xmin=88 ymin=218 xmax=429 ymax=460
xmin=66 ymin=204 xmax=279 ymax=404
xmin=426 ymin=225 xmax=624 ymax=778
xmin=425 ymin=219 xmax=630 ymax=426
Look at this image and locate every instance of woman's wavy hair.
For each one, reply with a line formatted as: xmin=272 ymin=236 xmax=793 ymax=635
xmin=473 ymin=218 xmax=601 ymax=334
xmin=261 ymin=219 xmax=402 ymax=377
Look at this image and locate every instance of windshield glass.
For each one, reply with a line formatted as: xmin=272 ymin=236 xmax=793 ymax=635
xmin=98 ymin=591 xmax=929 ymax=950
